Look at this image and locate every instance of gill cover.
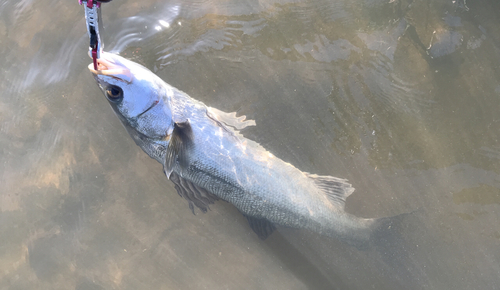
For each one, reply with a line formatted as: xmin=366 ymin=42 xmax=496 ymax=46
xmin=88 ymin=52 xmax=174 ymax=140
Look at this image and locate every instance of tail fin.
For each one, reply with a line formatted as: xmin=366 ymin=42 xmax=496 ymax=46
xmin=368 ymin=210 xmax=428 ymax=289
xmin=305 ymin=173 xmax=417 ymax=253
xmin=369 ymin=212 xmax=411 ymax=248
xmin=340 ymin=212 xmax=410 ymax=250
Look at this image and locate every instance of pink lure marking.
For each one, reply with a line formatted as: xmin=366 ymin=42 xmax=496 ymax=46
xmin=92 ymin=48 xmax=98 ymax=70
xmin=85 ymin=0 xmax=101 ymax=8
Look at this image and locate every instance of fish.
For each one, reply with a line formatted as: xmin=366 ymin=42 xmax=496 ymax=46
xmin=88 ymin=52 xmax=399 ymax=247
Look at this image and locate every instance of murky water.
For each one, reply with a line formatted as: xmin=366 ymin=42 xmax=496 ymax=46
xmin=1 ymin=0 xmax=500 ymax=289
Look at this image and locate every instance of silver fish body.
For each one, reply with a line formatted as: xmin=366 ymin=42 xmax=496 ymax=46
xmin=89 ymin=52 xmax=393 ymax=245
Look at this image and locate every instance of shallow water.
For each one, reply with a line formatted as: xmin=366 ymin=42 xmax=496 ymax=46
xmin=1 ymin=0 xmax=500 ymax=289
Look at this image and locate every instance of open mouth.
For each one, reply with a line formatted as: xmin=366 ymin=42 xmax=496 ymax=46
xmin=88 ymin=58 xmax=112 ymax=73
xmin=88 ymin=55 xmax=133 ymax=82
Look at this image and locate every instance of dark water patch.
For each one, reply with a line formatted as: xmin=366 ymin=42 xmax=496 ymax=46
xmin=453 ymin=184 xmax=500 ymax=205
xmin=76 ymin=277 xmax=105 ymax=290
xmin=264 ymin=231 xmax=346 ymax=290
xmin=28 ymin=235 xmax=66 ymax=282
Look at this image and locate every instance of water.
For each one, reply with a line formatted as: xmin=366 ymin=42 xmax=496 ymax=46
xmin=1 ymin=0 xmax=499 ymax=289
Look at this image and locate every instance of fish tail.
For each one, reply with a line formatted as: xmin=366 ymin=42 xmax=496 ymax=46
xmin=369 ymin=210 xmax=428 ymax=288
xmin=306 ymin=173 xmax=412 ymax=250
xmin=341 ymin=213 xmax=409 ymax=250
xmin=370 ymin=213 xmax=408 ymax=245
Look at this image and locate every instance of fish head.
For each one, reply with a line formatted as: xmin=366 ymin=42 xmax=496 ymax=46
xmin=89 ymin=52 xmax=174 ymax=140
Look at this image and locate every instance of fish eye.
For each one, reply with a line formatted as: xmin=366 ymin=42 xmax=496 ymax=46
xmin=105 ymin=85 xmax=123 ymax=102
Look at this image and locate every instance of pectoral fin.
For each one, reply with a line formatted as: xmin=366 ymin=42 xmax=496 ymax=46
xmin=164 ymin=120 xmax=194 ymax=178
xmin=169 ymin=172 xmax=219 ymax=214
xmin=243 ymin=215 xmax=276 ymax=240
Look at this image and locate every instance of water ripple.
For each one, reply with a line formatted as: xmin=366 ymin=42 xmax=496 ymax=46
xmin=109 ymin=6 xmax=181 ymax=54
xmin=23 ymin=37 xmax=83 ymax=89
xmin=294 ymin=35 xmax=360 ymax=63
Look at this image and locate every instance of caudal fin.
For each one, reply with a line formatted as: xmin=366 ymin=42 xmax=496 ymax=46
xmin=369 ymin=212 xmax=412 ymax=247
xmin=340 ymin=213 xmax=410 ymax=250
xmin=369 ymin=210 xmax=427 ymax=289
xmin=305 ymin=173 xmax=413 ymax=250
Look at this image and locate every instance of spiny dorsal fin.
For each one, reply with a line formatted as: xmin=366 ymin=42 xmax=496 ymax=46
xmin=206 ymin=107 xmax=256 ymax=130
xmin=169 ymin=172 xmax=219 ymax=214
xmin=242 ymin=215 xmax=276 ymax=240
xmin=307 ymin=173 xmax=355 ymax=209
xmin=164 ymin=120 xmax=194 ymax=178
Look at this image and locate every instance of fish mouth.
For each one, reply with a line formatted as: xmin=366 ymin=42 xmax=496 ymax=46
xmin=88 ymin=53 xmax=133 ymax=83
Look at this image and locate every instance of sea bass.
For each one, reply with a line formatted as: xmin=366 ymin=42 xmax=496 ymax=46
xmin=89 ymin=52 xmax=395 ymax=246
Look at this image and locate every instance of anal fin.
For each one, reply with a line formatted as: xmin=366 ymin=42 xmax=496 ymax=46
xmin=243 ymin=215 xmax=276 ymax=240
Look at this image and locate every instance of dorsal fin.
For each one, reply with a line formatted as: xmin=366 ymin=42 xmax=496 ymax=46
xmin=164 ymin=120 xmax=194 ymax=178
xmin=206 ymin=107 xmax=256 ymax=130
xmin=306 ymin=173 xmax=355 ymax=209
